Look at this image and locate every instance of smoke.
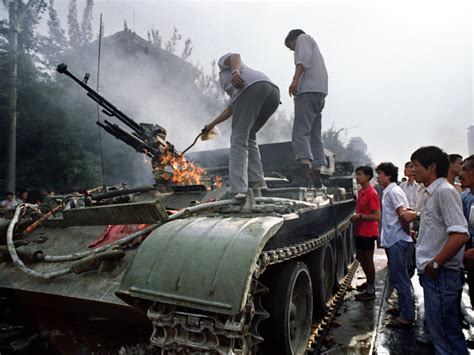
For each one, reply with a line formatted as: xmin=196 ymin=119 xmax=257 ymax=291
xmin=57 ymin=30 xmax=228 ymax=185
xmin=57 ymin=29 xmax=295 ymax=186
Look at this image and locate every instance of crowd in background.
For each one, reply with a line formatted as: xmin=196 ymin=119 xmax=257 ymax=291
xmin=352 ymin=146 xmax=473 ymax=354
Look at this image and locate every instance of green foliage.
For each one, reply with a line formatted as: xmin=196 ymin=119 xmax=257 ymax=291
xmin=80 ymin=0 xmax=93 ymax=45
xmin=147 ymin=28 xmax=161 ymax=48
xmin=42 ymin=0 xmax=68 ymax=65
xmin=67 ymin=0 xmax=81 ymax=48
xmin=0 ymin=52 xmax=101 ymax=191
xmin=164 ymin=27 xmax=181 ymax=54
xmin=323 ymin=126 xmax=373 ymax=167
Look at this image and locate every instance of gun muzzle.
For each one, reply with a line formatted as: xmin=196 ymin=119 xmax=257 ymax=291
xmin=57 ymin=63 xmax=68 ymax=74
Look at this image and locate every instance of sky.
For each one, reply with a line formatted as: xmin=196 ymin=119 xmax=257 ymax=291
xmin=8 ymin=0 xmax=474 ymax=170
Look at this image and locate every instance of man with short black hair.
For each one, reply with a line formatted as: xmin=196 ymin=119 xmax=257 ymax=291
xmin=285 ymin=29 xmax=328 ymax=188
xmin=449 ymin=153 xmax=463 ymax=192
xmin=351 ymin=166 xmax=380 ymax=300
xmin=400 ymin=161 xmax=419 ymax=209
xmin=376 ymin=162 xmax=415 ymax=328
xmin=409 ymin=146 xmax=469 ymax=354
xmin=400 ymin=161 xmax=421 ymax=279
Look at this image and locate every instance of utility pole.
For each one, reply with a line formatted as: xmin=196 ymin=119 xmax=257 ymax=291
xmin=5 ymin=0 xmax=18 ymax=194
xmin=5 ymin=0 xmax=34 ymax=194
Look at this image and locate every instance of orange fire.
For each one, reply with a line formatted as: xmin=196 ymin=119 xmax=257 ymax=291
xmin=212 ymin=175 xmax=224 ymax=189
xmin=157 ymin=150 xmax=206 ymax=185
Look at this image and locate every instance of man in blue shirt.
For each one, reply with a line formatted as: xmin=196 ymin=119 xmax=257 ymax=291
xmin=460 ymin=155 xmax=474 ymax=306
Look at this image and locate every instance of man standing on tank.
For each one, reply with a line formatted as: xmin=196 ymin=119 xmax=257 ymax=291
xmin=204 ymin=53 xmax=280 ymax=198
xmin=284 ymin=29 xmax=328 ymax=188
xmin=351 ymin=166 xmax=381 ymax=300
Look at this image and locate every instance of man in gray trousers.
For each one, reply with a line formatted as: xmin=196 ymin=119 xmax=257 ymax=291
xmin=204 ymin=53 xmax=280 ymax=198
xmin=285 ymin=29 xmax=328 ymax=188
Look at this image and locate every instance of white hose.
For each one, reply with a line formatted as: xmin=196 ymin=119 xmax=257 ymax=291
xmin=7 ymin=204 xmax=73 ymax=279
xmin=6 ymin=196 xmax=316 ymax=278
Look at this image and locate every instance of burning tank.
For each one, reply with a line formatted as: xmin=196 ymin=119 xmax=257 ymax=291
xmin=0 ymin=64 xmax=356 ymax=354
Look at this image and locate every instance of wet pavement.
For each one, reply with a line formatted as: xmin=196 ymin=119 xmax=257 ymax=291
xmin=324 ymin=247 xmax=474 ymax=355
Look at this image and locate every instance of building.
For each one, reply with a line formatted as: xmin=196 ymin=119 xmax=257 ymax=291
xmin=468 ymin=126 xmax=474 ymax=155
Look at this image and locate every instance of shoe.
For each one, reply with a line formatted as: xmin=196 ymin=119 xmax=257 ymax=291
xmin=386 ymin=307 xmax=400 ymax=316
xmin=232 ymin=193 xmax=246 ymax=201
xmin=355 ymin=292 xmax=375 ymax=301
xmin=356 ymin=282 xmax=367 ymax=291
xmin=289 ymin=164 xmax=313 ymax=188
xmin=415 ymin=333 xmax=433 ymax=345
xmin=311 ymin=169 xmax=322 ymax=188
xmin=249 ymin=180 xmax=268 ymax=190
xmin=386 ymin=318 xmax=413 ymax=329
xmin=467 ymin=333 xmax=474 ymax=349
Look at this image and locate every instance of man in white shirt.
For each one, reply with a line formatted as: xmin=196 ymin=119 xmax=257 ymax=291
xmin=408 ymin=146 xmax=469 ymax=354
xmin=284 ymin=29 xmax=328 ymax=188
xmin=400 ymin=161 xmax=422 ymax=278
xmin=400 ymin=162 xmax=419 ymax=209
xmin=376 ymin=162 xmax=415 ymax=328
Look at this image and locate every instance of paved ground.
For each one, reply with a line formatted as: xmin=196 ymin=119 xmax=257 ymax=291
xmin=323 ymin=248 xmax=474 ymax=354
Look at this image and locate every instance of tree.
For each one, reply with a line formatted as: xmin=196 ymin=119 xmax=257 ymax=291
xmin=322 ymin=126 xmax=373 ymax=168
xmin=164 ymin=27 xmax=181 ymax=54
xmin=180 ymin=38 xmax=192 ymax=61
xmin=43 ymin=0 xmax=67 ymax=64
xmin=80 ymin=0 xmax=93 ymax=45
xmin=147 ymin=27 xmax=161 ymax=48
xmin=67 ymin=0 xmax=81 ymax=48
xmin=194 ymin=60 xmax=226 ymax=106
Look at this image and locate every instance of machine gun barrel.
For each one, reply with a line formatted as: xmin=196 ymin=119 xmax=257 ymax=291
xmin=97 ymin=120 xmax=160 ymax=158
xmin=57 ymin=63 xmax=143 ymax=135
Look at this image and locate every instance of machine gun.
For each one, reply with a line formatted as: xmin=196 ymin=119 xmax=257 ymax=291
xmin=56 ymin=63 xmax=178 ymax=160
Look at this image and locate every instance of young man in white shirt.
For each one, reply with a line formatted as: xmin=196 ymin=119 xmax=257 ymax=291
xmin=407 ymin=146 xmax=469 ymax=354
xmin=376 ymin=162 xmax=415 ymax=328
xmin=284 ymin=29 xmax=328 ymax=188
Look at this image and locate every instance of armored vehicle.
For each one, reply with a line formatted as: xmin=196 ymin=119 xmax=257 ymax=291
xmin=0 ymin=65 xmax=356 ymax=354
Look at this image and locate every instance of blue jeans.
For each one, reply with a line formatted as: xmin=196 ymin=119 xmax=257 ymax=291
xmin=420 ymin=268 xmax=468 ymax=355
xmin=386 ymin=240 xmax=415 ymax=321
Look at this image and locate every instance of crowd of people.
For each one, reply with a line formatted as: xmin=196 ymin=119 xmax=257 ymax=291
xmin=351 ymin=147 xmax=473 ymax=354
xmin=0 ymin=190 xmax=28 ymax=209
xmin=200 ymin=29 xmax=472 ymax=355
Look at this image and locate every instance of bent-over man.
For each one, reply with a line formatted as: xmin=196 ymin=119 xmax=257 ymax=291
xmin=204 ymin=53 xmax=280 ymax=198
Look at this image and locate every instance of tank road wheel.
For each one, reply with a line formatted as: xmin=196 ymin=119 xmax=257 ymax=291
xmin=333 ymin=233 xmax=346 ymax=290
xmin=303 ymin=243 xmax=335 ymax=318
xmin=264 ymin=261 xmax=313 ymax=355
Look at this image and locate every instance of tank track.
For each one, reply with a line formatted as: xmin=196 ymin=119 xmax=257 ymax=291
xmin=307 ymin=259 xmax=359 ymax=353
xmin=146 ymin=218 xmax=352 ymax=354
